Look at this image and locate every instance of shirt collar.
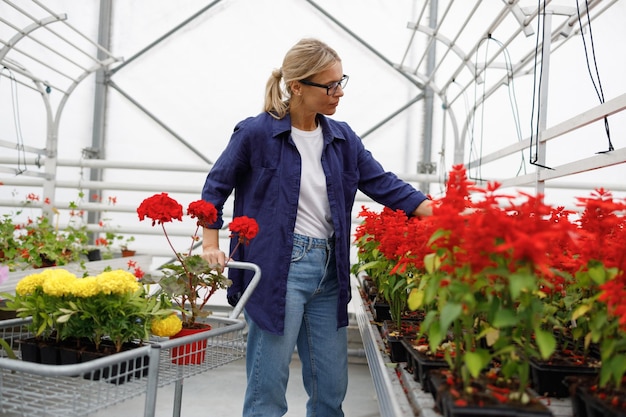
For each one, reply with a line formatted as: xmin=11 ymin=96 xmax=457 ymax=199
xmin=271 ymin=113 xmax=347 ymax=144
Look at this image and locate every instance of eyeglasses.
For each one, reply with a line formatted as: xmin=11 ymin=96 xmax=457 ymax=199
xmin=299 ymin=75 xmax=349 ymax=96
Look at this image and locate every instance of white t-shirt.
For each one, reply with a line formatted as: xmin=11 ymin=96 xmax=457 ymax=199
xmin=291 ymin=125 xmax=334 ymax=238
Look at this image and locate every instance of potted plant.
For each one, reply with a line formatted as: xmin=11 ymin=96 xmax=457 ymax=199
xmin=2 ymin=193 xmax=91 ymax=270
xmin=355 ymin=165 xmax=572 ymax=414
xmin=560 ymin=189 xmax=626 ymax=414
xmin=352 ymin=206 xmax=435 ymax=362
xmin=411 ymin=166 xmax=586 ymax=414
xmin=136 ymin=192 xmax=258 ymax=330
xmin=94 ymin=225 xmax=135 ymax=260
xmin=0 ymin=212 xmax=20 ymax=269
xmin=136 ymin=193 xmax=258 ymax=365
xmin=17 ymin=212 xmax=88 ymax=268
xmin=85 ymin=192 xmax=136 ymax=260
xmin=120 ymin=236 xmax=136 ymax=257
xmin=0 ymin=267 xmax=176 ymax=366
xmin=352 ymin=165 xmax=626 ymax=413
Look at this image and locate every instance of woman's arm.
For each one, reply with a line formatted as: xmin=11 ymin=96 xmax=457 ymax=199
xmin=201 ymin=227 xmax=226 ymax=267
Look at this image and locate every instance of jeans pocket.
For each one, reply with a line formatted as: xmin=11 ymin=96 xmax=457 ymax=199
xmin=290 ymin=241 xmax=306 ymax=263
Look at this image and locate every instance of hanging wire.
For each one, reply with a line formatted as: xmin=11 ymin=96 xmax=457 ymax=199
xmin=489 ymin=36 xmax=527 ymax=177
xmin=1 ymin=66 xmax=27 ymax=175
xmin=576 ymin=0 xmax=613 ymax=153
xmin=444 ymin=30 xmax=526 ymax=195
xmin=466 ymin=37 xmax=490 ymax=183
xmin=467 ymin=36 xmax=502 ymax=182
xmin=467 ymin=30 xmax=531 ymax=182
xmin=442 ymin=79 xmax=470 ymax=194
xmin=528 ymin=0 xmax=553 ymax=170
xmin=437 ymin=94 xmax=449 ymax=197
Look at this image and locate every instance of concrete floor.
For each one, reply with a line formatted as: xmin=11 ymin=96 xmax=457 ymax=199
xmin=90 ymin=355 xmax=381 ymax=417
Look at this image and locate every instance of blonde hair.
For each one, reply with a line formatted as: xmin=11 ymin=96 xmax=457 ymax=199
xmin=264 ymin=38 xmax=341 ymax=119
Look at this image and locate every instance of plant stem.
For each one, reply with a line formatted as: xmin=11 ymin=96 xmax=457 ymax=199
xmin=188 ymin=225 xmax=200 ymax=256
xmin=162 ymin=223 xmax=196 ymax=325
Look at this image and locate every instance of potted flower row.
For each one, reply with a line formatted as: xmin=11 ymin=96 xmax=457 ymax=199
xmin=352 ymin=164 xmax=626 ymax=416
xmin=1 ymin=192 xmax=259 ymax=370
xmin=0 ymin=191 xmax=137 ymax=270
xmin=1 ymin=268 xmax=177 ymax=365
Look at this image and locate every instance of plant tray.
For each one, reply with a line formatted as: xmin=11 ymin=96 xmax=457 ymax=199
xmin=401 ymin=338 xmax=448 ymax=391
xmin=0 ymin=315 xmax=246 ymax=417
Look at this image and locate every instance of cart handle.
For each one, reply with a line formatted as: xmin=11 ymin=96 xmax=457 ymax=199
xmin=225 ymin=261 xmax=261 ymax=319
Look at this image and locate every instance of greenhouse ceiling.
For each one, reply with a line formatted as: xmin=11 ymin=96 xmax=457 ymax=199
xmin=1 ymin=0 xmax=625 ymax=206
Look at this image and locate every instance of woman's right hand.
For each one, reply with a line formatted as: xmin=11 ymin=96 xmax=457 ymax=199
xmin=202 ymin=247 xmax=227 ymax=270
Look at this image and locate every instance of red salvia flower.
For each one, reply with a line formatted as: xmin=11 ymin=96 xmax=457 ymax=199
xmin=598 ymin=273 xmax=626 ymax=331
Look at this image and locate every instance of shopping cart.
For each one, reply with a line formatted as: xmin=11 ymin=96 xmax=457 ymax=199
xmin=0 ymin=260 xmax=261 ymax=417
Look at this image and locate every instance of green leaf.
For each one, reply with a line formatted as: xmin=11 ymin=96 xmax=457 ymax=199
xmin=0 ymin=338 xmax=17 ymax=360
xmin=465 ymin=349 xmax=491 ymax=378
xmin=492 ymin=309 xmax=518 ymax=328
xmin=440 ymin=302 xmax=462 ymax=332
xmin=428 ymin=321 xmax=443 ymax=352
xmin=392 ymin=278 xmax=407 ymax=293
xmin=571 ymin=304 xmax=591 ymax=321
xmin=477 ymin=326 xmax=500 ymax=347
xmin=407 ymin=288 xmax=424 ymax=311
xmin=600 ymin=364 xmax=612 ymax=388
xmin=56 ymin=313 xmax=73 ymax=324
xmin=534 ymin=328 xmax=556 ymax=360
xmin=421 ymin=309 xmax=437 ymax=333
xmin=356 ymin=261 xmax=382 ymax=274
xmin=427 ymin=229 xmax=449 ymax=247
xmin=608 ymin=355 xmax=626 ymax=388
xmin=588 ymin=264 xmax=606 ymax=285
xmin=423 ymin=253 xmax=441 ymax=274
xmin=509 ymin=272 xmax=536 ymax=300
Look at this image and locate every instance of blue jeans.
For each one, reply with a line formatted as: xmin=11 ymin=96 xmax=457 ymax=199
xmin=243 ymin=233 xmax=348 ymax=417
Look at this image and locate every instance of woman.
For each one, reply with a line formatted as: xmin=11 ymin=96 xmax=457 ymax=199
xmin=201 ymin=38 xmax=433 ymax=417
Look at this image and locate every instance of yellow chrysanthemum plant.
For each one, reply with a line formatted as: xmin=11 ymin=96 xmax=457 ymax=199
xmin=2 ymin=268 xmax=182 ymax=352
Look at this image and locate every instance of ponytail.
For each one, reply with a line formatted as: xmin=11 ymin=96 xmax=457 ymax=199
xmin=264 ymin=67 xmax=289 ymax=119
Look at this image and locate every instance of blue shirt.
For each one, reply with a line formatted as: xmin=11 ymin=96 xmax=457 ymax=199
xmin=201 ymin=112 xmax=429 ymax=335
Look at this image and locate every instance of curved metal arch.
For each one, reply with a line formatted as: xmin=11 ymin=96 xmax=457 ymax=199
xmin=400 ymin=1 xmax=536 ymax=96
xmin=394 ymin=1 xmax=539 ymax=176
xmin=401 ymin=22 xmax=482 ymax=94
xmin=0 ymin=14 xmax=66 ymax=60
xmin=0 ymin=4 xmax=120 ymax=213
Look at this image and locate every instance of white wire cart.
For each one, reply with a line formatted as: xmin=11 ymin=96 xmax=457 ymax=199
xmin=0 ymin=261 xmax=261 ymax=417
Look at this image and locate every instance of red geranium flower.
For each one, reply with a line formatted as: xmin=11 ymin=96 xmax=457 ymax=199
xmin=137 ymin=192 xmax=183 ymax=226
xmin=229 ymin=216 xmax=259 ymax=243
xmin=187 ymin=200 xmax=218 ymax=228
